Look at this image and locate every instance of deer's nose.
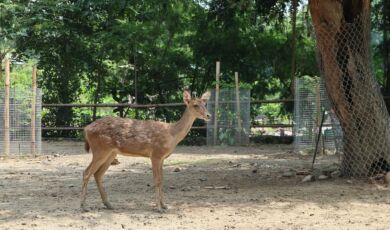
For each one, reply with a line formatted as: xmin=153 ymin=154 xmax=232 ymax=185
xmin=206 ymin=113 xmax=212 ymax=119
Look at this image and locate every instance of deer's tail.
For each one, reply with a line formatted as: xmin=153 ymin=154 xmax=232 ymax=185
xmin=84 ymin=139 xmax=89 ymax=152
xmin=84 ymin=139 xmax=90 ymax=153
xmin=84 ymin=130 xmax=90 ymax=152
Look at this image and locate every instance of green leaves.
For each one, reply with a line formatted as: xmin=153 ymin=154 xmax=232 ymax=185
xmin=3 ymin=0 xmax=325 ymax=137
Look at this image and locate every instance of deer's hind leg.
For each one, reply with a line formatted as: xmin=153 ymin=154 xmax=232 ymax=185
xmin=94 ymin=152 xmax=117 ymax=209
xmin=151 ymin=156 xmax=166 ymax=212
xmin=81 ymin=148 xmax=113 ymax=211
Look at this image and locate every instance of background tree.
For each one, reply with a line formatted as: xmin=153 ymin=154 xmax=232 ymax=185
xmin=381 ymin=0 xmax=390 ymax=107
xmin=6 ymin=0 xmax=318 ymax=138
xmin=16 ymin=1 xmax=93 ymax=136
xmin=0 ymin=1 xmax=22 ymax=79
xmin=372 ymin=0 xmax=390 ymax=110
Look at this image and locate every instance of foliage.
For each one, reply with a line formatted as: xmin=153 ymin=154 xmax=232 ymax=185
xmin=2 ymin=0 xmax=388 ymax=138
xmin=0 ymin=0 xmax=22 ymax=60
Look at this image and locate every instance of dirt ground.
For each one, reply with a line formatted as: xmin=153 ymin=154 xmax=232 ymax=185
xmin=1 ymin=142 xmax=390 ymax=230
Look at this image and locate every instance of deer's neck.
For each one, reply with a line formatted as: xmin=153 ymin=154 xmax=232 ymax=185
xmin=171 ymin=107 xmax=196 ymax=144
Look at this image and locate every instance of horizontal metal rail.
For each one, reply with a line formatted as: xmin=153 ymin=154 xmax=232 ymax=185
xmin=42 ymin=102 xmax=185 ymax=108
xmin=42 ymin=126 xmax=208 ymax=131
xmin=41 ymin=96 xmax=390 ymax=131
xmin=41 ymin=96 xmax=390 ymax=108
xmin=42 ymin=124 xmax=299 ymax=131
xmin=41 ymin=99 xmax=297 ymax=108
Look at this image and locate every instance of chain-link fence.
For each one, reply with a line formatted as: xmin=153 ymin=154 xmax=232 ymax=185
xmin=0 ymin=88 xmax=42 ymax=156
xmin=312 ymin=11 xmax=390 ymax=176
xmin=294 ymin=77 xmax=343 ymax=155
xmin=207 ymin=89 xmax=251 ymax=146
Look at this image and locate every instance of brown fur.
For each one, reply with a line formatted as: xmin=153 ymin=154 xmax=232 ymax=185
xmin=80 ymin=90 xmax=211 ymax=212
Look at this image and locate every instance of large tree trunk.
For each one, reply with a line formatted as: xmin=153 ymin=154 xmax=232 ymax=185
xmin=309 ymin=0 xmax=390 ymax=176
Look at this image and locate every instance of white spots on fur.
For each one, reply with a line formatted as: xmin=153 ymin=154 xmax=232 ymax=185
xmin=135 ymin=134 xmax=151 ymax=144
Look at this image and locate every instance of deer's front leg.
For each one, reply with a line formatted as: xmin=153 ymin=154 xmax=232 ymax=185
xmin=151 ymin=157 xmax=167 ymax=212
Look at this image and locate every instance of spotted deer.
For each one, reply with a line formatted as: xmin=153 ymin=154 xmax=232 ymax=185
xmin=81 ymin=90 xmax=211 ymax=212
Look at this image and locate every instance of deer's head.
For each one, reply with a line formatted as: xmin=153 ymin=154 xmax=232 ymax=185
xmin=183 ymin=90 xmax=211 ymax=121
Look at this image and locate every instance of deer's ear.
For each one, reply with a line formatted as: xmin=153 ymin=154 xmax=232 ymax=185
xmin=183 ymin=90 xmax=191 ymax=105
xmin=201 ymin=91 xmax=211 ymax=102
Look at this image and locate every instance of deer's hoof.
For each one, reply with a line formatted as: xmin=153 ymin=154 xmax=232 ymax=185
xmin=104 ymin=202 xmax=114 ymax=210
xmin=155 ymin=203 xmax=168 ymax=213
xmin=155 ymin=207 xmax=167 ymax=213
xmin=111 ymin=158 xmax=120 ymax=165
xmin=80 ymin=204 xmax=89 ymax=212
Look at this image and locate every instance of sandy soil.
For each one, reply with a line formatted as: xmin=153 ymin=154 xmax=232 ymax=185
xmin=1 ymin=142 xmax=390 ymax=230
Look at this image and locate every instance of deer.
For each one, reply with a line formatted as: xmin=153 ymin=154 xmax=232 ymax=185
xmin=81 ymin=90 xmax=211 ymax=212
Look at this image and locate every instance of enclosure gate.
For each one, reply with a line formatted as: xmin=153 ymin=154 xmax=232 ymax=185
xmin=0 ymin=88 xmax=42 ymax=156
xmin=293 ymin=77 xmax=343 ymax=155
xmin=207 ymin=89 xmax=250 ymax=146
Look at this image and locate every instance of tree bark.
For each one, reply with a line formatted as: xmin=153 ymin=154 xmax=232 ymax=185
xmin=309 ymin=0 xmax=390 ymax=176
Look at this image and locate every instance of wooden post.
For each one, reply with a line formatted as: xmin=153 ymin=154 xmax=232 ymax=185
xmin=315 ymin=80 xmax=321 ymax=128
xmin=4 ymin=59 xmax=10 ymax=157
xmin=0 ymin=59 xmax=2 ymax=84
xmin=213 ymin=61 xmax=220 ymax=145
xmin=234 ymin=72 xmax=242 ymax=145
xmin=315 ymin=80 xmax=325 ymax=155
xmin=31 ymin=65 xmax=37 ymax=156
xmin=134 ymin=48 xmax=138 ymax=104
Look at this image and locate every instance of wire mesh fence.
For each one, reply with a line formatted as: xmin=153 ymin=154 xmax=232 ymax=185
xmin=207 ymin=89 xmax=251 ymax=146
xmin=294 ymin=77 xmax=343 ymax=155
xmin=0 ymin=88 xmax=42 ymax=156
xmin=312 ymin=11 xmax=390 ymax=176
xmin=41 ymin=105 xmax=207 ymax=142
